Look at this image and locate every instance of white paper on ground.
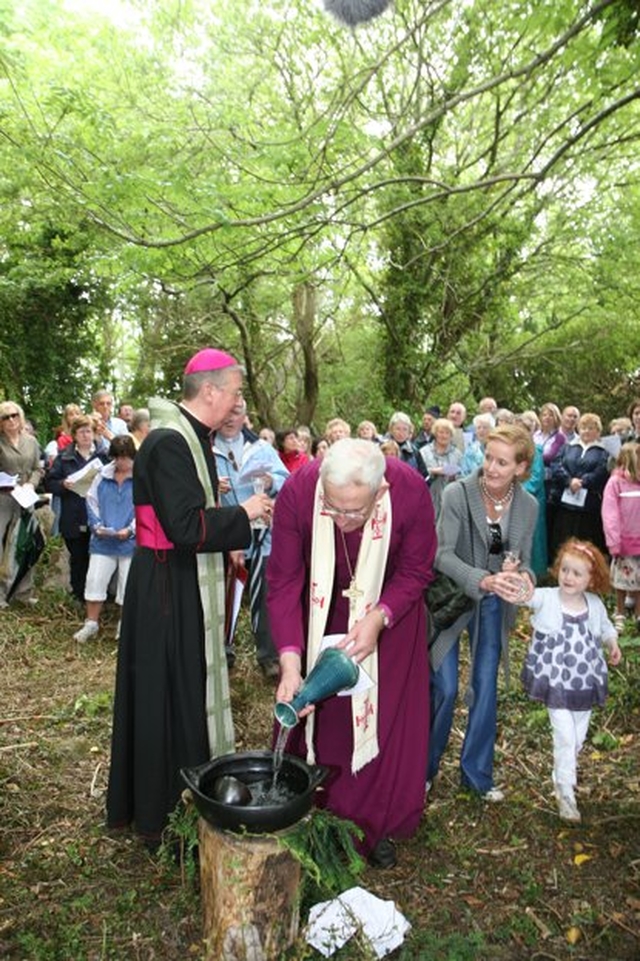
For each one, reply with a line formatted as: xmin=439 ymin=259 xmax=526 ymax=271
xmin=320 ymin=634 xmax=374 ymax=695
xmin=306 ymin=886 xmax=411 ymax=958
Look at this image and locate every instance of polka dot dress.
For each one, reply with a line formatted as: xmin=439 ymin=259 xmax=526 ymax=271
xmin=521 ymin=610 xmax=608 ymax=710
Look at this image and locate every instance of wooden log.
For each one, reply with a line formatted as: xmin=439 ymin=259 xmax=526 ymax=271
xmin=198 ymin=817 xmax=302 ymax=961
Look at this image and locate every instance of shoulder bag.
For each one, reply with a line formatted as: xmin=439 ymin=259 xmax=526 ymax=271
xmin=426 ymin=487 xmax=473 ymax=634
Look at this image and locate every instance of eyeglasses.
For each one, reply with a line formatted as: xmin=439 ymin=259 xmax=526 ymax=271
xmin=1 ymin=412 xmax=19 ymax=421
xmin=227 ymin=450 xmax=238 ymax=471
xmin=488 ymin=522 xmax=504 ymax=555
xmin=320 ymin=495 xmax=373 ymax=522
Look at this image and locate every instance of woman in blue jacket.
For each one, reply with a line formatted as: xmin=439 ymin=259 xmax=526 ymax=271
xmin=73 ymin=435 xmax=136 ymax=643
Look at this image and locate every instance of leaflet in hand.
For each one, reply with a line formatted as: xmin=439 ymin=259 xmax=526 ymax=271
xmin=0 ymin=472 xmax=17 ymax=488
xmin=66 ymin=458 xmax=104 ymax=498
xmin=11 ymin=485 xmax=40 ymax=509
xmin=560 ymin=486 xmax=588 ymax=508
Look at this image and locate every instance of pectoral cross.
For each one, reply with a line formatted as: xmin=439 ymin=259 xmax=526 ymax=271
xmin=342 ymin=577 xmax=364 ymax=616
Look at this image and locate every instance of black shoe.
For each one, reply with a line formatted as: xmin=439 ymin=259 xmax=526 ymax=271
xmin=368 ymin=838 xmax=396 ymax=869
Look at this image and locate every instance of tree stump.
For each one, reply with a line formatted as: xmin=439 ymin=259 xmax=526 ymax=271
xmin=198 ymin=817 xmax=302 ymax=961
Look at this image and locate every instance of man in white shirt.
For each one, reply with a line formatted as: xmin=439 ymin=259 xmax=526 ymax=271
xmin=560 ymin=405 xmax=580 ymax=443
xmin=92 ymin=390 xmax=128 ymax=452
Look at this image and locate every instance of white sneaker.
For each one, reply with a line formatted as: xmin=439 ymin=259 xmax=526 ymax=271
xmin=482 ymin=786 xmax=505 ymax=803
xmin=73 ymin=620 xmax=99 ymax=643
xmin=425 ymin=779 xmax=433 ymax=795
xmin=556 ymin=788 xmax=581 ymax=822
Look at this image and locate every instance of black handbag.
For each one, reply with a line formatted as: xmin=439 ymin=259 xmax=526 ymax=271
xmin=426 ymin=571 xmax=472 ymax=633
xmin=426 ymin=486 xmax=474 ymax=635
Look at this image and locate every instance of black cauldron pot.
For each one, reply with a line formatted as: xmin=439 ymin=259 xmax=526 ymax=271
xmin=181 ymin=750 xmax=328 ymax=833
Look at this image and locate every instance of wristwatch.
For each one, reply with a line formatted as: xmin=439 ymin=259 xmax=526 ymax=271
xmin=376 ymin=604 xmax=391 ymax=628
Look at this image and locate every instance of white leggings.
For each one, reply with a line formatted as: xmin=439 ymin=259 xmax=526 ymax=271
xmin=548 ymin=707 xmax=591 ymax=790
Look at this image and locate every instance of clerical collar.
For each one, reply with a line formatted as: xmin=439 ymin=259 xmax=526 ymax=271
xmin=177 ymin=403 xmax=213 ymax=439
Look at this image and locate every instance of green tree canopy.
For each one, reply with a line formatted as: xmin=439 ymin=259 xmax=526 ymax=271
xmin=0 ymin=0 xmax=639 ymax=432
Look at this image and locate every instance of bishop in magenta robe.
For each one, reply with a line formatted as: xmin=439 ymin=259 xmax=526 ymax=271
xmin=267 ymin=444 xmax=436 ymax=864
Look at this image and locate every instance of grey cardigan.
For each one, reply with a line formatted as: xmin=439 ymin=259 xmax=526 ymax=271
xmin=429 ymin=472 xmax=539 ymax=688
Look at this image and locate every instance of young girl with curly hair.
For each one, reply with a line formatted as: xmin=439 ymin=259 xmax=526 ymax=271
xmin=520 ymin=539 xmax=622 ymax=823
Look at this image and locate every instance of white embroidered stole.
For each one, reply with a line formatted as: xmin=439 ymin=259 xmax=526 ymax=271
xmin=307 ymin=477 xmax=391 ymax=773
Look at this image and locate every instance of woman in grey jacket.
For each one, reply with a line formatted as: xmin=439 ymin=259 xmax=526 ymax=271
xmin=427 ymin=425 xmax=539 ymax=800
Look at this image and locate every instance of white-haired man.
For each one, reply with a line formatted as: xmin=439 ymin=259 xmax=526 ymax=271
xmin=213 ymin=401 xmax=289 ymax=679
xmin=447 ymin=401 xmax=468 ymax=453
xmin=268 ymin=439 xmax=436 ymax=868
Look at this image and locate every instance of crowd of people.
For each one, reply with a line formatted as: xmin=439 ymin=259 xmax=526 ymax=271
xmin=0 ymin=390 xmax=146 ymax=641
xmin=0 ymin=373 xmax=634 ymax=866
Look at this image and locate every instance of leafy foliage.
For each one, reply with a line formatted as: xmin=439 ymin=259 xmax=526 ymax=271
xmin=0 ymin=221 xmax=108 ymax=432
xmin=1 ymin=0 xmax=640 ymax=427
xmin=280 ymin=807 xmax=366 ymax=908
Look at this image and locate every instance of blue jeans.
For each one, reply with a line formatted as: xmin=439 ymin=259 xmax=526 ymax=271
xmin=428 ymin=593 xmax=503 ymax=792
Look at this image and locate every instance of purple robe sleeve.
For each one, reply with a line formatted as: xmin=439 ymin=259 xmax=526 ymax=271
xmin=266 ymin=464 xmax=317 ymax=655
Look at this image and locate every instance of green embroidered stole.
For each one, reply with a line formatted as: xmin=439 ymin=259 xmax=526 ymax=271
xmin=149 ymin=398 xmax=234 ymax=759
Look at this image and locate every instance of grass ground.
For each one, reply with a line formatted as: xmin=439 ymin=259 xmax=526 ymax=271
xmin=0 ymin=537 xmax=639 ymax=960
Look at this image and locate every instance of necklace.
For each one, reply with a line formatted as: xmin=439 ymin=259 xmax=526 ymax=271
xmin=480 ymin=476 xmax=514 ymax=512
xmin=339 ymin=528 xmax=364 ymax=615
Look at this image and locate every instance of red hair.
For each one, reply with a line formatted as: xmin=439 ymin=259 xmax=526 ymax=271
xmin=551 ymin=538 xmax=610 ymax=594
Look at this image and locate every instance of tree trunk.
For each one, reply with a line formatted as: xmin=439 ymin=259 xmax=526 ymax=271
xmin=198 ymin=818 xmax=302 ymax=961
xmin=292 ymin=282 xmax=319 ymax=427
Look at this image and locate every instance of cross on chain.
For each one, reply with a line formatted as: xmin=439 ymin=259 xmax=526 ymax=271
xmin=342 ymin=578 xmax=364 ymax=616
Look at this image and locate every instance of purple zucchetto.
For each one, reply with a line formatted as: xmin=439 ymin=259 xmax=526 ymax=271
xmin=184 ymin=348 xmax=238 ymax=375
